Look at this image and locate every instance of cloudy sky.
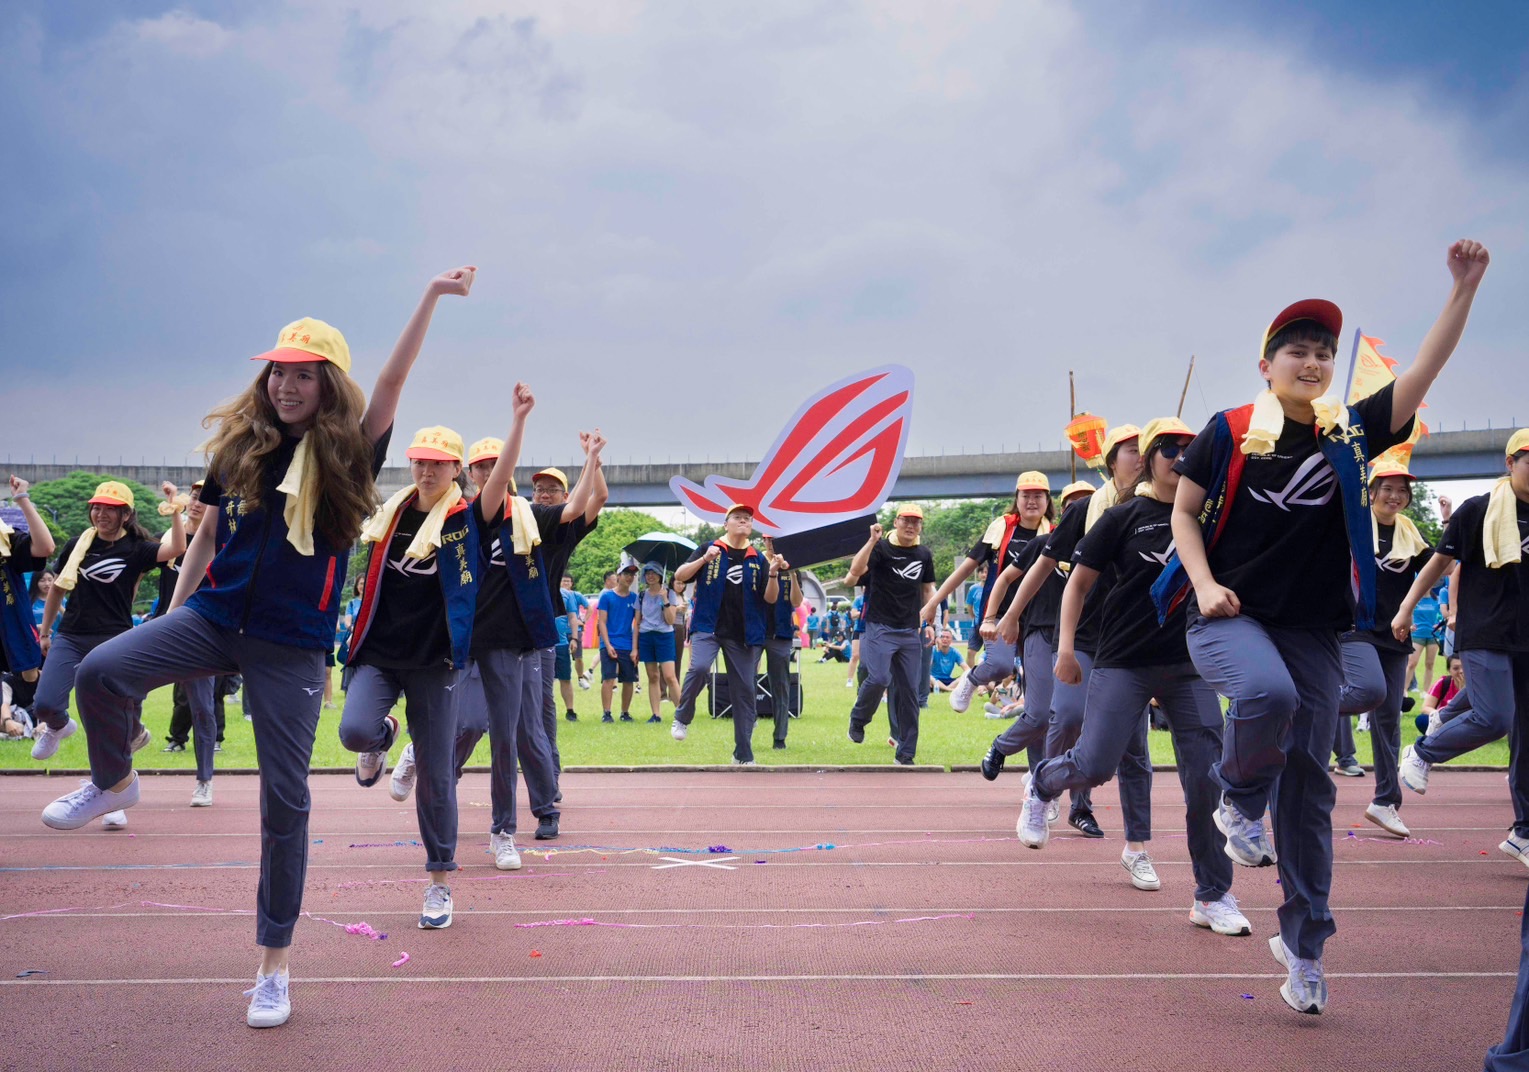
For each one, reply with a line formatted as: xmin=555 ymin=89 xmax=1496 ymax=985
xmin=3 ymin=1 xmax=1526 ymax=480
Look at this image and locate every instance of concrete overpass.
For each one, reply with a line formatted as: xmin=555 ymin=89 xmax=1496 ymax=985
xmin=4 ymin=427 xmax=1517 ymax=507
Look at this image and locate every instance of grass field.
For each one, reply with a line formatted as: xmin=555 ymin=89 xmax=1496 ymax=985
xmin=2 ymin=647 xmax=1506 ymax=772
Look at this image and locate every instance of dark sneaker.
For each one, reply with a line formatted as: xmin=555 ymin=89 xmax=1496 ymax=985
xmin=980 ymin=745 xmax=1004 ymax=781
xmin=847 ymin=724 xmax=865 ymax=744
xmin=601 ymin=713 xmax=614 ymax=724
xmin=1069 ymin=812 xmax=1104 ymax=838
xmin=162 ymin=741 xmax=186 ymax=753
xmin=535 ymin=815 xmax=559 ymax=841
xmin=619 ymin=713 xmax=634 ymax=722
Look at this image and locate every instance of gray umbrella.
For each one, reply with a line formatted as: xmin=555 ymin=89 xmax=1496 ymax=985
xmin=621 ymin=531 xmax=699 ymax=573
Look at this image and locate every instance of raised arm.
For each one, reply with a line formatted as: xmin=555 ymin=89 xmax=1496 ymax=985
xmin=362 ymin=266 xmax=477 ymax=441
xmin=9 ymin=476 xmax=54 ymax=559
xmin=560 ymin=430 xmax=605 ymax=524
xmin=674 ymin=544 xmax=719 ymax=586
xmin=848 ymin=524 xmax=882 ymax=582
xmin=478 ymin=384 xmax=534 ymax=515
xmin=1390 ymin=241 xmax=1490 ymax=431
xmin=583 ymin=428 xmax=609 ymax=524
xmin=154 ymin=482 xmax=187 ymax=564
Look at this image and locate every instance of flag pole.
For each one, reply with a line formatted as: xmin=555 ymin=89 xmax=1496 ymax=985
xmin=1343 ymin=327 xmax=1362 ymax=403
xmin=1069 ymin=371 xmax=1077 ymax=482
xmin=1176 ymin=355 xmax=1196 ymax=418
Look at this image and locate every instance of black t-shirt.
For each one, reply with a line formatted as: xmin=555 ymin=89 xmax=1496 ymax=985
xmin=862 ymin=540 xmax=934 ymax=629
xmin=1175 ymin=383 xmax=1411 ymax=630
xmin=1438 ymin=493 xmax=1529 ymax=654
xmin=472 ymin=500 xmax=564 ymax=655
xmin=1042 ymin=502 xmax=1107 ymax=655
xmin=539 ymin=512 xmax=596 ymax=607
xmin=1357 ymin=523 xmax=1433 ymax=654
xmin=968 ymin=521 xmax=1044 ymax=621
xmin=52 ymin=533 xmax=162 ymax=637
xmin=1009 ymin=536 xmax=1067 ymax=645
xmin=355 ymin=506 xmax=451 ymax=670
xmin=715 ymin=545 xmax=750 ymax=642
xmin=1075 ymin=497 xmax=1188 ymax=668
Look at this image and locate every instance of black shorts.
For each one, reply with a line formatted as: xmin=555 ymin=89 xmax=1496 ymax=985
xmin=601 ymin=649 xmax=638 ymax=683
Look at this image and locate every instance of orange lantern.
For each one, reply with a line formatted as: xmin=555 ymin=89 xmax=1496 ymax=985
xmin=1065 ymin=412 xmax=1109 ymax=469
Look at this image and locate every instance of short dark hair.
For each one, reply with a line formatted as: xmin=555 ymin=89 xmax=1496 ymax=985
xmin=1264 ymin=319 xmax=1338 ymax=361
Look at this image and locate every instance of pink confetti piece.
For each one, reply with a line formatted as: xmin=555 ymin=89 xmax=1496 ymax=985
xmin=513 ymin=914 xmax=974 ymax=931
xmin=392 ymin=953 xmax=410 ymax=967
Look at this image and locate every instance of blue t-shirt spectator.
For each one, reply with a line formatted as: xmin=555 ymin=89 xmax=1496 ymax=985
xmin=806 ymin=612 xmax=821 ymax=635
xmin=598 ymin=588 xmax=638 ymax=650
xmin=557 ymin=587 xmax=582 ymax=647
xmin=931 ymin=646 xmax=964 ymax=683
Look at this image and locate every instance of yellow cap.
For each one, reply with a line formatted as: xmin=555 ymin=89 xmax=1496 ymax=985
xmin=1059 ymin=480 xmax=1095 ymax=502
xmin=1507 ymin=429 xmax=1529 ymax=459
xmin=1139 ymin=417 xmax=1195 ymax=456
xmin=405 ymin=426 xmax=465 ymax=463
xmin=1369 ymin=442 xmax=1415 ymax=481
xmin=468 ymin=437 xmax=503 ymax=465
xmin=895 ymin=503 xmax=925 ymax=519
xmin=1102 ymin=424 xmax=1141 ymax=466
xmin=252 ymin=317 xmax=352 ymax=375
xmin=532 ymin=467 xmax=569 ymax=492
xmin=88 ymin=481 xmax=135 ymax=509
xmin=724 ymin=502 xmax=754 ymax=518
xmin=1015 ymin=471 xmax=1051 ymax=493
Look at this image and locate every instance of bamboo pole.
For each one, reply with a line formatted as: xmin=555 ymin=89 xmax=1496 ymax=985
xmin=1069 ymin=371 xmax=1077 ymax=482
xmin=1177 ymin=355 xmax=1196 ymax=419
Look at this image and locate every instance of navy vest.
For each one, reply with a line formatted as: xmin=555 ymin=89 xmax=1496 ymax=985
xmin=484 ymin=504 xmax=559 ymax=652
xmin=0 ymin=554 xmax=42 ymax=673
xmin=688 ymin=541 xmax=769 ymax=646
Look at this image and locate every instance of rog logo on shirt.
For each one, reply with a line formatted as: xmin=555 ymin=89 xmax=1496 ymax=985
xmin=488 ymin=538 xmax=505 ymax=567
xmin=726 ymin=564 xmax=745 ymax=584
xmin=892 ymin=561 xmax=925 ymax=581
xmin=80 ymin=558 xmax=129 ymax=584
xmin=1247 ymin=454 xmax=1336 ymax=511
xmin=1138 ymin=539 xmax=1177 ymax=567
xmin=1375 ymin=554 xmax=1413 ymax=574
xmin=387 ymin=553 xmax=438 ymax=578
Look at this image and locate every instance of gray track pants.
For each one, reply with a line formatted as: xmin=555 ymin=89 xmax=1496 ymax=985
xmin=1416 ymin=650 xmax=1529 ymax=838
xmin=849 ymin=622 xmax=922 ymax=763
xmin=675 ymin=631 xmax=761 ymax=763
xmin=1336 ymin=638 xmax=1408 ymax=808
xmin=72 ymin=607 xmax=324 ymax=947
xmin=453 ymin=651 xmax=560 ymax=835
xmin=35 ymin=632 xmax=142 ymax=736
xmin=340 ymin=664 xmax=462 ymax=873
xmin=1187 ymin=610 xmax=1341 ymax=960
xmin=763 ymin=637 xmax=796 ymax=744
xmin=1034 ymin=662 xmax=1228 ymax=900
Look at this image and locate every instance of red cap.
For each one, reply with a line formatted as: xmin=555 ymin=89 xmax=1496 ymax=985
xmin=1264 ymin=299 xmax=1342 ymax=352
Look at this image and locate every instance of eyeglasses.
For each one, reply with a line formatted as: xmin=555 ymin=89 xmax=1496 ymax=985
xmin=1156 ymin=442 xmax=1186 ymax=461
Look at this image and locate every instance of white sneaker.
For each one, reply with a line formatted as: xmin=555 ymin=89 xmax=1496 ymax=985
xmin=1425 ymin=711 xmax=1445 ymax=739
xmin=1190 ymin=893 xmax=1251 ymax=936
xmin=1270 ymin=934 xmax=1327 ymax=1014
xmin=670 ymin=720 xmax=687 ymax=742
xmin=355 ymin=715 xmax=396 ymax=788
xmin=578 ymin=671 xmax=592 ymax=690
xmin=491 ymin=831 xmax=522 ymax=871
xmin=1121 ymin=849 xmax=1161 ymax=891
xmin=1364 ymin=802 xmax=1409 ymax=838
xmin=1501 ymin=834 xmax=1529 ymax=870
xmin=42 ymin=774 xmax=139 ymax=830
xmin=389 ymin=742 xmax=417 ymax=802
xmin=102 ymin=810 xmax=129 ymax=830
xmin=30 ymin=718 xmax=77 ymax=760
xmin=1046 ymin=799 xmax=1060 ymax=825
xmin=1399 ymin=745 xmax=1431 ymax=795
xmin=244 ymin=969 xmax=291 ymax=1028
xmin=129 ymin=724 xmax=151 ymax=753
xmin=949 ymin=674 xmax=978 ymax=713
xmin=1016 ymin=776 xmax=1050 ymax=849
xmin=190 ymin=780 xmax=213 ymax=808
xmin=419 ymin=883 xmax=453 ymax=929
xmin=844 ymin=679 xmax=855 ymax=689
xmin=1355 ymin=713 xmax=1370 ymax=733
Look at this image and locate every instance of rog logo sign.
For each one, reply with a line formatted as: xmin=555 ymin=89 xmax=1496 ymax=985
xmin=670 ymin=366 xmax=915 ymax=536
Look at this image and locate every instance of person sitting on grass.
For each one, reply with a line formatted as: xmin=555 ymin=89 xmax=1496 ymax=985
xmin=929 ymin=628 xmax=965 ymax=694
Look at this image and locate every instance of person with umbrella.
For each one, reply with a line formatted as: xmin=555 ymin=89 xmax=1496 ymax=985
xmin=635 ymin=562 xmax=682 ymax=723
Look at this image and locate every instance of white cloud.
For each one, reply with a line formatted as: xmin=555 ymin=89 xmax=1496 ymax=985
xmin=2 ymin=0 xmax=1525 ymax=475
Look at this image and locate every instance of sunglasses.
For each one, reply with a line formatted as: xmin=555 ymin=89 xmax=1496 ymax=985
xmin=1156 ymin=442 xmax=1187 ymax=461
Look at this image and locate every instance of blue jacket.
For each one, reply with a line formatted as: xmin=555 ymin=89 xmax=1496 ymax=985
xmin=188 ymin=469 xmax=353 ymax=651
xmin=688 ymin=541 xmax=770 ymax=646
xmin=482 ymin=505 xmax=560 ymax=652
xmin=348 ymin=494 xmax=481 ymax=669
xmin=0 ymin=551 xmax=42 ymax=674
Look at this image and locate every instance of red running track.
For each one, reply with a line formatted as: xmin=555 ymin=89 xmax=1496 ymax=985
xmin=0 ymin=769 xmax=1522 ymax=1071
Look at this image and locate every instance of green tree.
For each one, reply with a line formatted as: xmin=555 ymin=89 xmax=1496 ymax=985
xmin=566 ymin=509 xmax=680 ymax=592
xmin=1405 ymin=481 xmax=1445 ymax=546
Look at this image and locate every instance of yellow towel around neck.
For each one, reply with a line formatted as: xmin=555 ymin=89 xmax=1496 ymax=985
xmin=276 ymin=434 xmax=321 ymax=556
xmin=1375 ymin=512 xmax=1428 ymax=563
xmin=506 ymin=481 xmax=542 ymax=557
xmin=54 ymin=527 xmax=98 ymax=592
xmin=0 ymin=517 xmax=12 ymax=559
xmin=1085 ymin=482 xmax=1123 ymax=531
xmin=1133 ymin=482 xmax=1166 ymax=503
xmin=361 ymin=483 xmax=464 ymax=560
xmin=1484 ymin=478 xmax=1523 ymax=568
xmin=1241 ymin=389 xmax=1350 ymax=456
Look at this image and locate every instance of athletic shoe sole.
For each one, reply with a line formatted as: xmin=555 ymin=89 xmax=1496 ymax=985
xmin=1364 ymin=806 xmax=1409 ymax=839
xmin=1189 ymin=905 xmax=1251 ymax=936
xmin=1213 ymin=802 xmax=1275 ymax=867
